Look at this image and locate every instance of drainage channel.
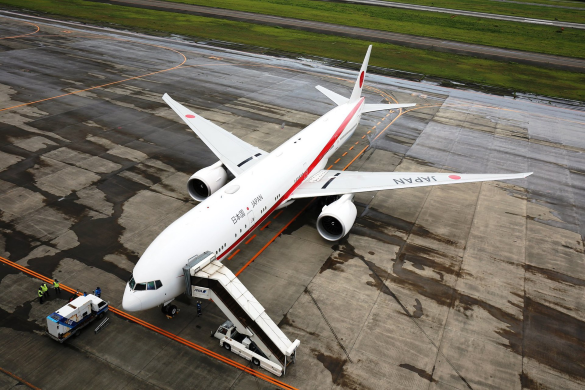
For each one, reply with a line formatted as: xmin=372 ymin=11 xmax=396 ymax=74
xmin=0 ymin=256 xmax=298 ymax=390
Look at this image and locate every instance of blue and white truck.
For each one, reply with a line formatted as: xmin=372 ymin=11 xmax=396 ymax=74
xmin=46 ymin=294 xmax=108 ymax=342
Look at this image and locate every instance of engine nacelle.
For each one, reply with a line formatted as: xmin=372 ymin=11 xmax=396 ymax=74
xmin=187 ymin=161 xmax=228 ymax=201
xmin=316 ymin=194 xmax=357 ymax=241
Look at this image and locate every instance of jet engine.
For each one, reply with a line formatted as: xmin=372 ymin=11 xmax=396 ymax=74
xmin=187 ymin=161 xmax=228 ymax=201
xmin=316 ymin=194 xmax=357 ymax=241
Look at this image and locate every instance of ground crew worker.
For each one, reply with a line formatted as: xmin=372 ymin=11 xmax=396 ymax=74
xmin=41 ymin=283 xmax=49 ymax=298
xmin=94 ymin=287 xmax=101 ymax=298
xmin=38 ymin=288 xmax=44 ymax=304
xmin=196 ymin=301 xmax=202 ymax=317
xmin=53 ymin=279 xmax=61 ymax=295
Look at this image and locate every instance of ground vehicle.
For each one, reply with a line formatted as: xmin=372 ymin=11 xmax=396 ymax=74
xmin=46 ymin=294 xmax=108 ymax=343
xmin=213 ymin=321 xmax=283 ymax=376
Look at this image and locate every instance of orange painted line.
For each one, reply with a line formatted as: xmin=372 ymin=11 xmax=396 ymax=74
xmin=0 ymin=256 xmax=297 ymax=390
xmin=273 ymin=210 xmax=284 ymax=219
xmin=236 ymin=202 xmax=313 ymax=277
xmin=261 ymin=221 xmax=272 ymax=230
xmin=0 ymin=21 xmax=39 ymax=40
xmin=371 ymin=126 xmax=376 ymax=129
xmin=342 ymin=152 xmax=347 ymax=157
xmin=343 ymin=146 xmax=369 ymax=171
xmin=245 ymin=235 xmax=257 ymax=244
xmin=0 ymin=366 xmax=40 ymax=390
xmin=327 ymin=165 xmax=333 ymax=170
xmin=367 ymin=131 xmax=371 ymax=134
xmin=227 ymin=249 xmax=240 ymax=260
xmin=355 ymin=142 xmax=359 ymax=145
xmin=376 ymin=122 xmax=381 ymax=125
xmin=361 ymin=135 xmax=366 ymax=139
xmin=0 ymin=38 xmax=187 ymax=113
xmin=349 ymin=146 xmax=354 ymax=151
xmin=334 ymin=158 xmax=341 ymax=164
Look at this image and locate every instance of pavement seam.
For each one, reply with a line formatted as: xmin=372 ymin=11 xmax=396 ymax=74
xmin=0 ymin=365 xmax=40 ymax=390
xmin=305 ymin=287 xmax=353 ymax=363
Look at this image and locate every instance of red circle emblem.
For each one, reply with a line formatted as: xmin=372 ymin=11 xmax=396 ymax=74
xmin=185 ymin=114 xmax=195 ymax=118
xmin=359 ymin=71 xmax=365 ymax=88
xmin=448 ymin=175 xmax=461 ymax=180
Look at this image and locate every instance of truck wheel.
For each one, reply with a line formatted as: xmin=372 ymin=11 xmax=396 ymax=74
xmin=252 ymin=357 xmax=260 ymax=366
xmin=98 ymin=312 xmax=104 ymax=320
xmin=223 ymin=343 xmax=231 ymax=351
xmin=74 ymin=329 xmax=81 ymax=337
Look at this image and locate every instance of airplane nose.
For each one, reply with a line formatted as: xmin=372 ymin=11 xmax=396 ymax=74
xmin=122 ymin=292 xmax=142 ymax=311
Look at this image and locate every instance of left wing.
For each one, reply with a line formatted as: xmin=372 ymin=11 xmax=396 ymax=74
xmin=291 ymin=170 xmax=532 ymax=199
xmin=163 ymin=93 xmax=267 ymax=176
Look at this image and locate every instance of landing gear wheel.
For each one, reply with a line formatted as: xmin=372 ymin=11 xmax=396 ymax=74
xmin=223 ymin=343 xmax=231 ymax=351
xmin=168 ymin=305 xmax=178 ymax=316
xmin=252 ymin=357 xmax=260 ymax=366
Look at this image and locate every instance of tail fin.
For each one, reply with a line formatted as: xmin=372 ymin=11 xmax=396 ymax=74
xmin=349 ymin=45 xmax=372 ymax=103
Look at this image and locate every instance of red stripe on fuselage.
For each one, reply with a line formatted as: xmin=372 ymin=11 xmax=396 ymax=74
xmin=217 ymin=98 xmax=364 ymax=260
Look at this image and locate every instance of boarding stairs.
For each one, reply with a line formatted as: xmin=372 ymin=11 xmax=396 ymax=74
xmin=183 ymin=252 xmax=300 ymax=373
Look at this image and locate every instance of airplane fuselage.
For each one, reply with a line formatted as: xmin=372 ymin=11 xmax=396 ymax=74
xmin=122 ymin=98 xmax=365 ymax=311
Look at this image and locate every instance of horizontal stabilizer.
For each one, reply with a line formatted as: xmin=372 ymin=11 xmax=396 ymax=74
xmin=362 ymin=103 xmax=416 ymax=113
xmin=315 ymin=85 xmax=349 ymax=106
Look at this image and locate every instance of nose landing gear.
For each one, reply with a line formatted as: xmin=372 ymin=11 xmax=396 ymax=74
xmin=161 ymin=302 xmax=179 ymax=318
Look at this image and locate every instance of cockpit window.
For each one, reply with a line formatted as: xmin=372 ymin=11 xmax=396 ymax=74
xmin=129 ymin=278 xmax=162 ymax=291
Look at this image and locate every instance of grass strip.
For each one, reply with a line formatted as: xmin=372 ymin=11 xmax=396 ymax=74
xmin=160 ymin=0 xmax=585 ymax=59
xmin=1 ymin=0 xmax=584 ymax=101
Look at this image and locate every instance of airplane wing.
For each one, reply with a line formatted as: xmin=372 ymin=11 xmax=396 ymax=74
xmin=163 ymin=93 xmax=267 ymax=176
xmin=290 ymin=170 xmax=532 ymax=199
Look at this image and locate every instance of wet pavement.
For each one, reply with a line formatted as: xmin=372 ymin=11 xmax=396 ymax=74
xmin=0 ymin=13 xmax=584 ymax=390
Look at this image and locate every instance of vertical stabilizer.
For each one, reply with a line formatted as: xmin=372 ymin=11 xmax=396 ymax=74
xmin=349 ymin=45 xmax=372 ymax=103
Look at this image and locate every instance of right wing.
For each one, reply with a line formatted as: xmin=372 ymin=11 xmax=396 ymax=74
xmin=291 ymin=170 xmax=532 ymax=199
xmin=163 ymin=93 xmax=267 ymax=176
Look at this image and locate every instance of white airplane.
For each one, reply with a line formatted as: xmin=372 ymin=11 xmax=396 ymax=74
xmin=122 ymin=46 xmax=531 ymax=313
